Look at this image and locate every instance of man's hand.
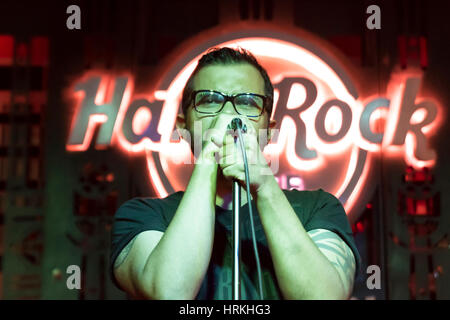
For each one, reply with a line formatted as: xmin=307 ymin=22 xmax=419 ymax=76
xmin=196 ymin=115 xmax=233 ymax=165
xmin=216 ymin=130 xmax=273 ymax=194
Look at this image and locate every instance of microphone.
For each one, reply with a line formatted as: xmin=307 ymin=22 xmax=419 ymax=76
xmin=227 ymin=118 xmax=247 ymax=134
xmin=227 ymin=117 xmax=263 ymax=299
xmin=228 ymin=117 xmax=246 ymax=300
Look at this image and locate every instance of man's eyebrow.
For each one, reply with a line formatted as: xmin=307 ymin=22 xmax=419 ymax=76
xmin=227 ymin=91 xmax=266 ymax=96
xmin=195 ymin=89 xmax=264 ymax=95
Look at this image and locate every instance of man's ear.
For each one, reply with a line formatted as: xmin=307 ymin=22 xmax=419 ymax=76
xmin=267 ymin=119 xmax=277 ymax=142
xmin=176 ymin=112 xmax=186 ymax=130
xmin=175 ymin=112 xmax=190 ymax=142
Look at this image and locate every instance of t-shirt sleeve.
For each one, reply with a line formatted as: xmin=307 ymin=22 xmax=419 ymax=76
xmin=303 ymin=189 xmax=362 ymax=279
xmin=109 ymin=197 xmax=168 ymax=289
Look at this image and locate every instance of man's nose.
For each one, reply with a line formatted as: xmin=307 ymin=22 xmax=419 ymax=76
xmin=220 ymin=101 xmax=238 ymax=115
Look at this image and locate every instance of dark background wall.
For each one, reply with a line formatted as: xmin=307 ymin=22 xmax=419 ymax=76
xmin=0 ymin=0 xmax=448 ymax=299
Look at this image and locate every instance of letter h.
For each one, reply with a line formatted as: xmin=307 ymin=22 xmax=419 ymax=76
xmin=67 ymin=76 xmax=128 ymax=151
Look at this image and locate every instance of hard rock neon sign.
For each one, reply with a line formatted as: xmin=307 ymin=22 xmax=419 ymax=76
xmin=65 ymin=24 xmax=443 ymax=221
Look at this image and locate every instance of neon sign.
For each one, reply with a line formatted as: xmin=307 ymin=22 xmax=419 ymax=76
xmin=65 ymin=23 xmax=443 ymax=222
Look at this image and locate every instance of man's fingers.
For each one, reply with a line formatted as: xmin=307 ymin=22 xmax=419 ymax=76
xmin=219 ymin=152 xmax=242 ymax=166
xmin=221 ymin=165 xmax=245 ymax=182
xmin=210 ymin=135 xmax=223 ymax=148
xmin=219 ymin=132 xmax=260 ymax=163
xmin=223 ymin=133 xmax=235 ymax=146
xmin=242 ymin=133 xmax=258 ymax=150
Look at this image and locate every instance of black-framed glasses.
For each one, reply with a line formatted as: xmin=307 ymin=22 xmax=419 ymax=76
xmin=191 ymin=90 xmax=268 ymax=118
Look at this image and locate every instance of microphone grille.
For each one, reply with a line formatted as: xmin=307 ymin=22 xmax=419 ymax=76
xmin=231 ymin=118 xmax=243 ymax=130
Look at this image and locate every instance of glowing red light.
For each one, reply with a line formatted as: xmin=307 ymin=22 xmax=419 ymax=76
xmin=64 ymin=27 xmax=444 ymax=222
xmin=0 ymin=35 xmax=14 ymax=65
xmin=356 ymin=222 xmax=365 ymax=233
xmin=415 ymin=199 xmax=428 ymax=215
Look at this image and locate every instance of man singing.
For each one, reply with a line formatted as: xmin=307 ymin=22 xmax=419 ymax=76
xmin=110 ymin=47 xmax=361 ymax=300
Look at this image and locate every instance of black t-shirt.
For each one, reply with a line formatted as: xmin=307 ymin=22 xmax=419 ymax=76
xmin=110 ymin=189 xmax=362 ymax=299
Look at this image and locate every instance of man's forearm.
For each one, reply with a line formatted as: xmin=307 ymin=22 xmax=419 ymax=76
xmin=255 ymin=177 xmax=346 ymax=299
xmin=138 ymin=163 xmax=218 ymax=299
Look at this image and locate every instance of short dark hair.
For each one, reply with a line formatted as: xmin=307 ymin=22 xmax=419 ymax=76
xmin=181 ymin=47 xmax=274 ymax=118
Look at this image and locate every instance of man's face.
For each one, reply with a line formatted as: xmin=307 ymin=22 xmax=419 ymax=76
xmin=178 ymin=63 xmax=275 ymax=152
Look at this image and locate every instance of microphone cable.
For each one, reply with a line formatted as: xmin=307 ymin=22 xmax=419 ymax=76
xmin=233 ymin=119 xmax=264 ymax=300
